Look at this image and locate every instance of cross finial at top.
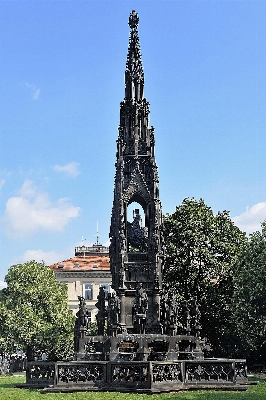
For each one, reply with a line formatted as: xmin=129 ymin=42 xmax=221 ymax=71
xmin=129 ymin=10 xmax=139 ymax=29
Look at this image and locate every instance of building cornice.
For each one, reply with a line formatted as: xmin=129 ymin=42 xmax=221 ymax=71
xmin=54 ymin=271 xmax=111 ymax=279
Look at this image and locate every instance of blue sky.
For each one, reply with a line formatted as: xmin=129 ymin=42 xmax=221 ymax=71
xmin=1 ymin=1 xmax=266 ymax=285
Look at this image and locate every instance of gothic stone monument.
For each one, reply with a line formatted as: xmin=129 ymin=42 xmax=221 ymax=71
xmin=25 ymin=11 xmax=248 ymax=393
xmin=109 ymin=9 xmax=163 ymax=337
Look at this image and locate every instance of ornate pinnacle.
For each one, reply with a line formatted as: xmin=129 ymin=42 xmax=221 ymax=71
xmin=129 ymin=10 xmax=139 ymax=29
xmin=125 ymin=10 xmax=143 ymax=100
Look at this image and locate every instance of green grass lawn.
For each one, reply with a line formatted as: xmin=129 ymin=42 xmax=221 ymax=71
xmin=0 ymin=375 xmax=266 ymax=400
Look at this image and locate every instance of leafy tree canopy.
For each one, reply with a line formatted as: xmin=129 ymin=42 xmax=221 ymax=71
xmin=163 ymin=198 xmax=247 ymax=356
xmin=0 ymin=261 xmax=75 ymax=360
xmin=232 ymin=221 xmax=266 ymax=363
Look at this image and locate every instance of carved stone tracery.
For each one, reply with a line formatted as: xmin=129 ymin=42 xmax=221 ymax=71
xmin=57 ymin=364 xmax=105 ymax=385
xmin=152 ymin=363 xmax=182 ymax=383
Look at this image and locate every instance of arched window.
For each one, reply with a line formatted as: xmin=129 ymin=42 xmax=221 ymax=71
xmin=126 ymin=202 xmax=148 ymax=252
xmin=127 ymin=202 xmax=145 ymax=225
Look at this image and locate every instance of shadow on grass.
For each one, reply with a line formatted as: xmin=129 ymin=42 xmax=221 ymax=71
xmin=0 ymin=383 xmax=17 ymax=388
xmin=0 ymin=376 xmax=266 ymax=400
xmin=248 ymin=375 xmax=266 ymax=383
xmin=0 ymin=375 xmax=26 ymax=388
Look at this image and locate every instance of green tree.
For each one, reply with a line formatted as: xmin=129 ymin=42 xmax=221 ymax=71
xmin=163 ymin=198 xmax=247 ymax=356
xmin=232 ymin=221 xmax=266 ymax=364
xmin=0 ymin=261 xmax=75 ymax=360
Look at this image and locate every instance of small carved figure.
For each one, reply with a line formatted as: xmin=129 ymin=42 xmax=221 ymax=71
xmin=107 ymin=292 xmax=121 ymax=326
xmin=118 ymin=268 xmax=125 ymax=288
xmin=183 ymin=302 xmax=191 ymax=335
xmin=167 ymin=294 xmax=178 ymax=335
xmin=134 ymin=283 xmax=148 ymax=334
xmin=160 ymin=294 xmax=169 ymax=334
xmin=160 ymin=292 xmax=178 ymax=335
xmin=135 ymin=283 xmax=148 ymax=315
xmin=76 ymin=296 xmax=89 ymax=329
xmin=95 ymin=287 xmax=107 ymax=335
xmin=74 ymin=296 xmax=90 ymax=352
xmin=191 ymin=297 xmax=202 ymax=337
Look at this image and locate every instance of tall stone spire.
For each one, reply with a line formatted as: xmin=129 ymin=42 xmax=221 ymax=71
xmin=118 ymin=10 xmax=155 ymax=159
xmin=125 ymin=10 xmax=144 ymax=101
xmin=109 ymin=10 xmax=163 ymax=334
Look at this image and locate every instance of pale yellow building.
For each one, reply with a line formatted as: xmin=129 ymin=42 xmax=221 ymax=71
xmin=50 ymin=243 xmax=112 ymax=322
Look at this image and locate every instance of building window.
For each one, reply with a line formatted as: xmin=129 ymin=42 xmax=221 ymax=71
xmin=100 ymin=284 xmax=110 ymax=299
xmin=93 ymin=264 xmax=98 ymax=268
xmin=84 ymin=284 xmax=93 ymax=300
xmin=74 ymin=263 xmax=79 ymax=268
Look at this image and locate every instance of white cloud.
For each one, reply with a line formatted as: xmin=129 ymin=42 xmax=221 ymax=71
xmin=53 ymin=162 xmax=80 ymax=178
xmin=18 ymin=179 xmax=37 ymax=197
xmin=12 ymin=249 xmax=66 ymax=266
xmin=3 ymin=180 xmax=80 ymax=238
xmin=25 ymin=82 xmax=40 ymax=100
xmin=232 ymin=202 xmax=266 ymax=234
xmin=0 ymin=280 xmax=7 ymax=290
xmin=0 ymin=179 xmax=5 ymax=190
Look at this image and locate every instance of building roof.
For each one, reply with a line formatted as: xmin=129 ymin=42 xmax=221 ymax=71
xmin=50 ymin=255 xmax=110 ymax=271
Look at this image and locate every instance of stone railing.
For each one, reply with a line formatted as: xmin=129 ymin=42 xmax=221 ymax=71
xmin=26 ymin=358 xmax=248 ymax=392
xmin=75 ymin=245 xmax=109 ymax=255
xmin=55 ymin=361 xmax=107 ymax=387
xmin=26 ymin=361 xmax=55 ymax=386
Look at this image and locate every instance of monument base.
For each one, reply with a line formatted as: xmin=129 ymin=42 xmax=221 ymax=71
xmin=23 ymin=358 xmax=248 ymax=393
xmin=22 ymin=333 xmax=248 ymax=393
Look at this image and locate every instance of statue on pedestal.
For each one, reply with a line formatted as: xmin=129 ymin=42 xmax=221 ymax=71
xmin=134 ymin=284 xmax=148 ymax=334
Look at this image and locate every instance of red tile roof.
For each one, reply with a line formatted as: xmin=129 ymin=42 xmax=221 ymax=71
xmin=50 ymin=255 xmax=110 ymax=271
